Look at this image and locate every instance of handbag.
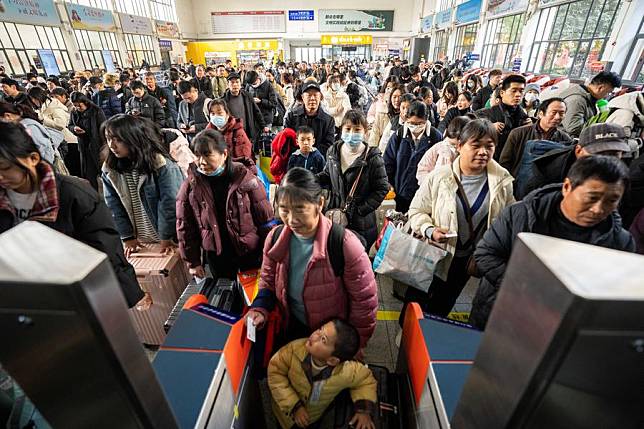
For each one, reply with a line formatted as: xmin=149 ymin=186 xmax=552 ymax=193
xmin=453 ymin=173 xmax=484 ymax=278
xmin=325 ymin=148 xmax=370 ymax=227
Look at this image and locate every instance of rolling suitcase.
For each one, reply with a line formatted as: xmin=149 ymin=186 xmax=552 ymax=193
xmin=127 ymin=244 xmax=190 ymax=345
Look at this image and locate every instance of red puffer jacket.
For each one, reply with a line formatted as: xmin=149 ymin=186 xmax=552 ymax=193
xmin=206 ymin=116 xmax=254 ymax=160
xmin=176 ymin=161 xmax=274 ymax=268
xmin=255 ymin=216 xmax=378 ymax=348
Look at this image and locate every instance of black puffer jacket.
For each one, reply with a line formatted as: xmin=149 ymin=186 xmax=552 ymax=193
xmin=0 ymin=174 xmax=144 ymax=307
xmin=248 ymin=79 xmax=278 ymax=127
xmin=317 ymin=141 xmax=389 ymax=238
xmin=521 ymin=146 xmax=577 ymax=199
xmin=284 ymin=105 xmax=336 ymax=156
xmin=469 ymin=184 xmax=635 ymax=329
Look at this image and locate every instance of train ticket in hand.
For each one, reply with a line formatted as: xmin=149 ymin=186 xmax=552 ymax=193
xmin=246 ymin=316 xmax=256 ymax=342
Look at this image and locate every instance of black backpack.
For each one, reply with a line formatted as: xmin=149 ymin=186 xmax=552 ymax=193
xmin=270 ymin=223 xmax=346 ymax=277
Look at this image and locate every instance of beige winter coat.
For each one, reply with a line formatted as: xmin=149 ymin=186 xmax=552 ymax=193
xmin=39 ymin=98 xmax=77 ymax=144
xmin=408 ymin=157 xmax=515 ymax=279
xmin=322 ymin=89 xmax=352 ymax=127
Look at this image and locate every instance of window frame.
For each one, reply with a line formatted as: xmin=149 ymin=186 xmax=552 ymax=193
xmin=453 ymin=22 xmax=480 ymax=61
xmin=481 ymin=13 xmax=525 ymax=70
xmin=433 ymin=30 xmax=450 ymax=62
xmin=124 ymin=33 xmax=158 ymax=67
xmin=619 ymin=16 xmax=644 ymax=84
xmin=73 ymin=29 xmax=124 ymax=70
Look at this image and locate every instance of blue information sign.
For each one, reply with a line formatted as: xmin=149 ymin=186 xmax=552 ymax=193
xmin=455 ymin=0 xmax=482 ymax=25
xmin=467 ymin=53 xmax=480 ymax=61
xmin=37 ymin=50 xmax=60 ymax=77
xmin=435 ymin=9 xmax=452 ymax=29
xmin=288 ymin=10 xmax=314 ymax=21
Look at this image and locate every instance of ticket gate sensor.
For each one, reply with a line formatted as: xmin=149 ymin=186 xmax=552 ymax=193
xmin=0 ymin=222 xmax=178 ymax=429
xmin=453 ymin=233 xmax=644 ymax=429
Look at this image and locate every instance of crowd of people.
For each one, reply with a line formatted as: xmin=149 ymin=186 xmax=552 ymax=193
xmin=1 ymin=56 xmax=643 ymax=429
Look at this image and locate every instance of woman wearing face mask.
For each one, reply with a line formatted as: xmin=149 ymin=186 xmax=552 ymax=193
xmin=368 ymin=83 xmax=406 ymax=148
xmin=438 ymin=91 xmax=474 ymax=134
xmin=318 ymin=110 xmax=389 ymax=249
xmin=101 ymin=114 xmax=184 ymax=257
xmin=246 ymin=167 xmax=377 ymax=350
xmin=437 ymin=81 xmax=459 ymax=121
xmin=69 ymin=91 xmax=106 ymax=189
xmin=522 ymin=83 xmax=541 ymax=118
xmin=417 ymin=116 xmax=472 ymax=183
xmin=322 ymin=75 xmax=352 ymax=134
xmin=176 ymin=129 xmax=274 ymax=281
xmin=407 ymin=119 xmax=514 ymax=317
xmin=465 ymin=74 xmax=483 ymax=95
xmin=383 ymin=100 xmax=442 ymax=213
xmin=281 ymin=73 xmax=295 ymax=109
xmin=378 ymin=93 xmax=417 ymax=153
xmin=205 ymin=99 xmax=253 ymax=159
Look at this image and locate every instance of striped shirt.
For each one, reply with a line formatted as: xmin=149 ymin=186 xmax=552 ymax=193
xmin=124 ymin=169 xmax=159 ymax=243
xmin=455 ymin=173 xmax=489 ymax=257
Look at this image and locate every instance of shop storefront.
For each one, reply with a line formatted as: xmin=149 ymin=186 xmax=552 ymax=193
xmin=481 ymin=0 xmax=528 ymax=70
xmin=0 ymin=0 xmax=72 ymax=76
xmin=186 ymin=40 xmax=282 ymax=66
xmin=67 ymin=4 xmax=124 ymax=71
xmin=433 ymin=8 xmax=452 ymax=62
xmin=119 ymin=13 xmax=158 ymax=67
xmin=320 ymin=35 xmax=373 ymax=60
xmin=527 ymin=0 xmax=622 ymax=78
xmin=452 ymin=0 xmax=482 ymax=61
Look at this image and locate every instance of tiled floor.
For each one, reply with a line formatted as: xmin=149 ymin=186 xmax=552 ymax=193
xmin=363 ymin=275 xmax=478 ymax=372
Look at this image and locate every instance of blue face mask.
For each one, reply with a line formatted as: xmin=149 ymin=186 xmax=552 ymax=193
xmin=341 ymin=132 xmax=364 ymax=147
xmin=198 ymin=165 xmax=225 ymax=177
xmin=210 ymin=114 xmax=226 ymax=128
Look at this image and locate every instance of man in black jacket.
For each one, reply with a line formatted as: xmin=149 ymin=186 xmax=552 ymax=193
xmin=177 ymin=80 xmax=210 ymax=142
xmin=283 ymin=80 xmax=336 ymax=157
xmin=521 ymin=123 xmax=631 ymax=199
xmin=472 ymin=68 xmax=502 ymax=111
xmin=1 ymin=77 xmax=30 ymax=107
xmin=222 ymin=72 xmax=266 ymax=143
xmin=125 ymin=80 xmax=166 ymax=127
xmin=476 ymin=74 xmax=530 ymax=158
xmin=245 ymin=70 xmax=277 ymax=129
xmin=145 ymin=72 xmax=177 ymax=128
xmin=192 ymin=65 xmax=214 ymax=98
xmin=406 ymin=65 xmax=439 ymax=103
xmin=470 ymin=155 xmax=635 ymax=329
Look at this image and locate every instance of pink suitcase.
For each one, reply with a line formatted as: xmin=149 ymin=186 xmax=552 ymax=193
xmin=127 ymin=244 xmax=190 ymax=345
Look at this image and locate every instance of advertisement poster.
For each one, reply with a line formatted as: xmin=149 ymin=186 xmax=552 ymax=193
xmin=420 ymin=15 xmax=434 ymax=33
xmin=435 ymin=9 xmax=453 ymax=29
xmin=319 ymin=10 xmax=394 ymax=32
xmin=37 ymin=49 xmax=59 ymax=76
xmin=155 ymin=20 xmax=180 ymax=38
xmin=0 ymin=0 xmax=60 ymax=26
xmin=455 ymin=0 xmax=482 ymax=25
xmin=66 ymin=4 xmax=116 ymax=32
xmin=119 ymin=13 xmax=153 ymax=35
xmin=487 ymin=0 xmax=529 ymax=18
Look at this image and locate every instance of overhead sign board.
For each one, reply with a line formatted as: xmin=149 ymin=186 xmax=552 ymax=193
xmin=119 ymin=13 xmax=153 ymax=35
xmin=455 ymin=0 xmax=483 ymax=25
xmin=288 ymin=10 xmax=314 ymax=21
xmin=211 ymin=11 xmax=286 ymax=33
xmin=155 ymin=20 xmax=180 ymax=38
xmin=38 ymin=49 xmax=60 ymax=76
xmin=66 ymin=4 xmax=116 ymax=32
xmin=421 ymin=15 xmax=434 ymax=33
xmin=487 ymin=0 xmax=529 ymax=18
xmin=0 ymin=0 xmax=60 ymax=26
xmin=435 ymin=9 xmax=453 ymax=29
xmin=319 ymin=10 xmax=394 ymax=32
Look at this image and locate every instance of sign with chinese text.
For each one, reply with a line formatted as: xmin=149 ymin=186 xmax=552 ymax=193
xmin=119 ymin=13 xmax=153 ymax=35
xmin=155 ymin=20 xmax=180 ymax=38
xmin=487 ymin=0 xmax=529 ymax=18
xmin=320 ymin=34 xmax=373 ymax=45
xmin=435 ymin=9 xmax=453 ymax=29
xmin=421 ymin=15 xmax=434 ymax=33
xmin=319 ymin=10 xmax=394 ymax=32
xmin=455 ymin=0 xmax=482 ymax=25
xmin=288 ymin=10 xmax=314 ymax=21
xmin=0 ymin=0 xmax=60 ymax=26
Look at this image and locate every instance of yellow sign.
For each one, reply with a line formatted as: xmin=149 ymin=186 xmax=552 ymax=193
xmin=320 ymin=35 xmax=373 ymax=45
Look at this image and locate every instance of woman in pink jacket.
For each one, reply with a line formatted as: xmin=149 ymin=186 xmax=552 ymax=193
xmin=246 ymin=167 xmax=378 ymax=349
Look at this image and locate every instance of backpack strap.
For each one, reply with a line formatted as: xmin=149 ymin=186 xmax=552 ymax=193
xmin=327 ymin=223 xmax=345 ymax=278
xmin=270 ymin=223 xmax=345 ymax=278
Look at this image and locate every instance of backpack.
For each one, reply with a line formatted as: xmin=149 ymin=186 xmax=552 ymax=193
xmin=270 ymin=223 xmax=346 ymax=277
xmin=514 ymin=139 xmax=566 ymax=198
xmin=583 ymin=109 xmax=615 ymax=129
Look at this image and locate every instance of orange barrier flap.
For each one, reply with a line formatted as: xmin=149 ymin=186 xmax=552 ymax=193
xmin=223 ymin=319 xmax=252 ymax=396
xmin=402 ymin=303 xmax=429 ymax=407
xmin=238 ymin=269 xmax=260 ymax=305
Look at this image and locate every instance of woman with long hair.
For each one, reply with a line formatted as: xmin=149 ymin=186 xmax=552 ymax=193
xmin=101 ymin=114 xmax=184 ymax=256
xmin=69 ymin=91 xmax=106 ymax=189
xmin=0 ymin=102 xmax=58 ymax=165
xmin=437 ymin=81 xmax=459 ymax=121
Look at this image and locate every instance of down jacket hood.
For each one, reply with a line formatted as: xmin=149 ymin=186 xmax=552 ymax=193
xmin=608 ymin=92 xmax=644 ymax=123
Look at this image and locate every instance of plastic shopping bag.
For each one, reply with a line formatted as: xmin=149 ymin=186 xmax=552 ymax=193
xmin=372 ymin=223 xmax=449 ymax=292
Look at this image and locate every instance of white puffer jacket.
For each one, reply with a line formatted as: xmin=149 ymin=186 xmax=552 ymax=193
xmin=39 ymin=98 xmax=77 ymax=144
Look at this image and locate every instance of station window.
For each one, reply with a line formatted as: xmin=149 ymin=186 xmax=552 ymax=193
xmin=114 ymin=0 xmax=151 ymax=17
xmin=0 ymin=22 xmax=72 ymax=76
xmin=124 ymin=34 xmax=158 ymax=67
xmin=620 ymin=17 xmax=644 ymax=84
xmin=527 ymin=0 xmax=622 ymax=78
xmin=74 ymin=29 xmax=123 ymax=70
xmin=453 ymin=23 xmax=479 ymax=61
xmin=433 ymin=30 xmax=449 ymax=62
xmin=481 ymin=13 xmax=524 ymax=70
xmin=150 ymin=0 xmax=178 ymax=22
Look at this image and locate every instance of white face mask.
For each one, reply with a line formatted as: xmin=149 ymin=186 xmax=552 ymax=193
xmin=525 ymin=93 xmax=538 ymax=103
xmin=331 ymin=83 xmax=341 ymax=92
xmin=407 ymin=123 xmax=426 ymax=135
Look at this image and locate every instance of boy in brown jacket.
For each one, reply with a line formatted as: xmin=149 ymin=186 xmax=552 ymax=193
xmin=268 ymin=319 xmax=377 ymax=429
